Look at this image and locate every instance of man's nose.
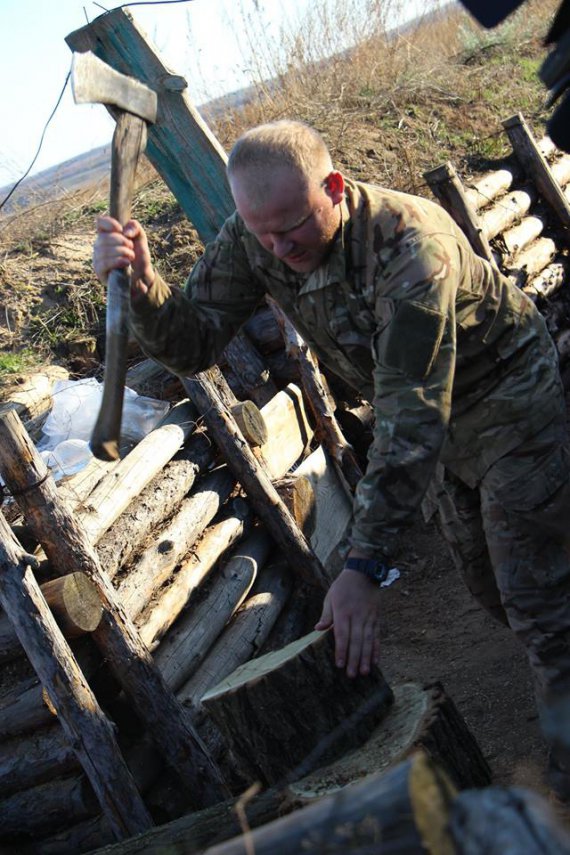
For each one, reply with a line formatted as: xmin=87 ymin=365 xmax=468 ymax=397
xmin=270 ymin=234 xmax=294 ymax=259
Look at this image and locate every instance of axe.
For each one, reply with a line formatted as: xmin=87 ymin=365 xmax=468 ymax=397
xmin=71 ymin=51 xmax=158 ymax=461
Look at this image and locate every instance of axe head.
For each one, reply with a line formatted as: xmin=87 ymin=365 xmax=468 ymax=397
xmin=71 ymin=51 xmax=157 ymax=124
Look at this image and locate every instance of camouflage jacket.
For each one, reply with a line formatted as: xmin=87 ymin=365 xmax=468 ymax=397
xmin=130 ymin=179 xmax=564 ymax=558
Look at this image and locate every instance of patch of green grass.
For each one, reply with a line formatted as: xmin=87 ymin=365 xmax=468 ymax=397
xmin=0 ymin=349 xmax=39 ymax=375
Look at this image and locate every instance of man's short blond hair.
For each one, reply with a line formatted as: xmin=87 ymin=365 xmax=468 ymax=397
xmin=227 ymin=120 xmax=333 ymax=192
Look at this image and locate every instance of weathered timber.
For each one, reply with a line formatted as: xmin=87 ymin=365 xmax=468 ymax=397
xmin=138 ymin=501 xmax=253 ymax=650
xmin=125 ymin=357 xmax=183 ymax=400
xmin=525 ymin=259 xmax=570 ymax=299
xmin=66 ymin=9 xmax=232 ymax=241
xmin=479 ymin=185 xmax=537 ymax=240
xmin=183 ymin=371 xmax=329 ymax=592
xmin=41 ymin=571 xmax=103 ymax=637
xmin=75 ymin=399 xmax=198 ymax=544
xmin=504 ymin=113 xmax=570 ymax=233
xmin=450 ymin=785 xmax=570 ymax=853
xmin=269 ymin=300 xmax=363 ymax=493
xmin=0 ymin=409 xmax=228 ymax=809
xmin=96 ymin=432 xmax=215 ymax=578
xmin=506 ymin=237 xmax=557 ymax=288
xmin=229 ymin=401 xmax=268 ymax=446
xmin=154 ymin=528 xmax=273 ymax=691
xmin=0 ymin=774 xmax=100 ymax=840
xmin=0 ymin=724 xmax=77 ymax=798
xmin=202 ymin=628 xmax=393 ymax=786
xmin=0 ymin=511 xmax=152 ymax=839
xmin=424 ymin=162 xmax=495 ymax=264
xmin=502 ymin=214 xmax=544 ymax=255
xmin=274 ymin=475 xmax=316 ymax=537
xmin=179 ymin=557 xmax=293 ymax=705
xmin=117 ymin=466 xmax=236 ymax=619
xmin=0 ymin=366 xmax=69 ymax=422
xmin=255 ymin=383 xmax=313 ymax=479
xmin=222 ymin=329 xmax=278 ymax=407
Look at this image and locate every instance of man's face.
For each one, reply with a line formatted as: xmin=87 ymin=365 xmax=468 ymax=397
xmin=230 ymin=166 xmax=344 ymax=274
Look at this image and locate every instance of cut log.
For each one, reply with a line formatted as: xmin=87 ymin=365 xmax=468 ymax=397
xmin=138 ymin=501 xmax=253 ymax=650
xmin=75 ymin=399 xmax=199 ymax=544
xmin=116 ymin=466 xmax=236 ymax=620
xmin=465 ymin=165 xmax=520 ymax=210
xmin=222 ymin=329 xmax=278 ymax=407
xmin=0 ymin=512 xmax=152 ymax=839
xmin=0 ymin=409 xmax=229 ymax=809
xmin=0 ymin=774 xmax=99 ymax=840
xmin=229 ymin=401 xmax=268 ymax=446
xmin=480 ymin=185 xmax=537 ymax=240
xmin=274 ymin=475 xmax=316 ymax=537
xmin=201 ymin=628 xmax=394 ymax=786
xmin=502 ymin=214 xmax=544 ymax=256
xmin=506 ymin=237 xmax=557 ymax=288
xmin=153 ymin=528 xmax=273 ymax=691
xmin=244 ymin=304 xmax=285 ymax=355
xmin=0 ymin=677 xmax=54 ymax=739
xmin=125 ymin=357 xmax=183 ymax=400
xmin=527 ymin=259 xmax=570 ymax=300
xmin=183 ymin=372 xmax=329 ymax=592
xmin=0 ymin=724 xmax=77 ymax=798
xmin=269 ymin=300 xmax=363 ymax=492
xmin=96 ymin=431 xmax=215 ymax=578
xmin=551 ymin=153 xmax=570 ymax=188
xmin=424 ymin=162 xmax=495 ymax=264
xmin=179 ymin=557 xmax=293 ymax=705
xmin=255 ymin=383 xmax=313 ymax=479
xmin=41 ymin=571 xmax=103 ymax=637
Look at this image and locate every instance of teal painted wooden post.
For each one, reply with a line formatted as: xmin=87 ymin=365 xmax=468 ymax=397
xmin=66 ymin=8 xmax=233 ymax=243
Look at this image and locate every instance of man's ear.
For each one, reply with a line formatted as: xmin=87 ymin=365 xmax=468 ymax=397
xmin=325 ymin=171 xmax=345 ymax=204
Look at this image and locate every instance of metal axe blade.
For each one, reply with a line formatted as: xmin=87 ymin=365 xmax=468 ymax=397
xmin=71 ymin=51 xmax=157 ymax=124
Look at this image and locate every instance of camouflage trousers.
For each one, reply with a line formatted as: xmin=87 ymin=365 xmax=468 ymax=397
xmin=436 ymin=415 xmax=570 ymax=779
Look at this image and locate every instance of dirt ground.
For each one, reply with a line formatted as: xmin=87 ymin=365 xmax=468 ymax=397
xmin=379 ymin=513 xmax=547 ymax=795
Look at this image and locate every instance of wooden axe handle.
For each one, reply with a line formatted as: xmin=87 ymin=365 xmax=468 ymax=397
xmin=90 ymin=112 xmax=147 ymax=461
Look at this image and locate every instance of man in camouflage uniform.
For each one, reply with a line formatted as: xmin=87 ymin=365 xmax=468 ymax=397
xmin=94 ymin=120 xmax=570 ymax=795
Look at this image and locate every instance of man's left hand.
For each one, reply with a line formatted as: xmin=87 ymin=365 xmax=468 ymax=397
xmin=315 ymin=566 xmax=382 ymax=678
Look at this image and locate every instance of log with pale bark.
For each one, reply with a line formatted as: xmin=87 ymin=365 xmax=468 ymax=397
xmin=0 ymin=511 xmax=152 ymax=840
xmin=501 ymin=214 xmax=545 ymax=256
xmin=117 ymin=466 xmax=236 ymax=620
xmin=178 ymin=557 xmax=293 ymax=705
xmin=525 ymin=259 xmax=570 ymax=299
xmin=138 ymin=501 xmax=253 ymax=650
xmin=479 ymin=185 xmax=537 ymax=240
xmin=183 ymin=371 xmax=329 ymax=593
xmin=0 ymin=409 xmax=229 ymax=809
xmin=96 ymin=431 xmax=215 ymax=578
xmin=154 ymin=527 xmax=273 ymax=692
xmin=0 ymin=366 xmax=69 ymax=422
xmin=506 ymin=237 xmax=557 ymax=288
xmin=202 ymin=628 xmax=394 ymax=786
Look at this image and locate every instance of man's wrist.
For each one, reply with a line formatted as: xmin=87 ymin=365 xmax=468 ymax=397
xmin=344 ymin=556 xmax=390 ymax=585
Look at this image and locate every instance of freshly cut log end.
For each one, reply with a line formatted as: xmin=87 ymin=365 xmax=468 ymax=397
xmin=202 ymin=628 xmax=394 ymax=786
xmin=42 ymin=572 xmax=103 ymax=637
xmin=229 ymin=401 xmax=268 ymax=447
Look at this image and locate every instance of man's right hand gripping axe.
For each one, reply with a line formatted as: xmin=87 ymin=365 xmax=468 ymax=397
xmin=71 ymin=51 xmax=158 ymax=460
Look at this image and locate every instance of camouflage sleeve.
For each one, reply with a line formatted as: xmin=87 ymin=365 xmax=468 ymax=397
xmin=129 ymin=216 xmax=265 ymax=376
xmin=349 ymin=234 xmax=459 ymax=558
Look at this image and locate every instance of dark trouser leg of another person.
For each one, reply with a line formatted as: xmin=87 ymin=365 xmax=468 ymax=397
xmin=436 ymin=471 xmax=508 ymax=626
xmin=480 ymin=418 xmax=570 ymax=799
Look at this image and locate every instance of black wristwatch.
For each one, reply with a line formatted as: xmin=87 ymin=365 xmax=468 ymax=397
xmin=345 ymin=556 xmax=390 ymax=585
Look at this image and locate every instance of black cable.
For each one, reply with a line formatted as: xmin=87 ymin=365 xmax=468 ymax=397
xmin=0 ymin=69 xmax=71 ymax=214
xmin=94 ymin=0 xmax=195 ymax=10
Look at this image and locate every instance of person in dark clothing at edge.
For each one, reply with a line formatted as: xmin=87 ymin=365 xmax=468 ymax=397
xmin=93 ymin=119 xmax=570 ymax=799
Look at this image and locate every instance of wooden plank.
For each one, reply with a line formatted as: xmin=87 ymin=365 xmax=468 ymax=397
xmin=65 ymin=9 xmax=232 ymax=242
xmin=503 ymin=113 xmax=570 ymax=233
